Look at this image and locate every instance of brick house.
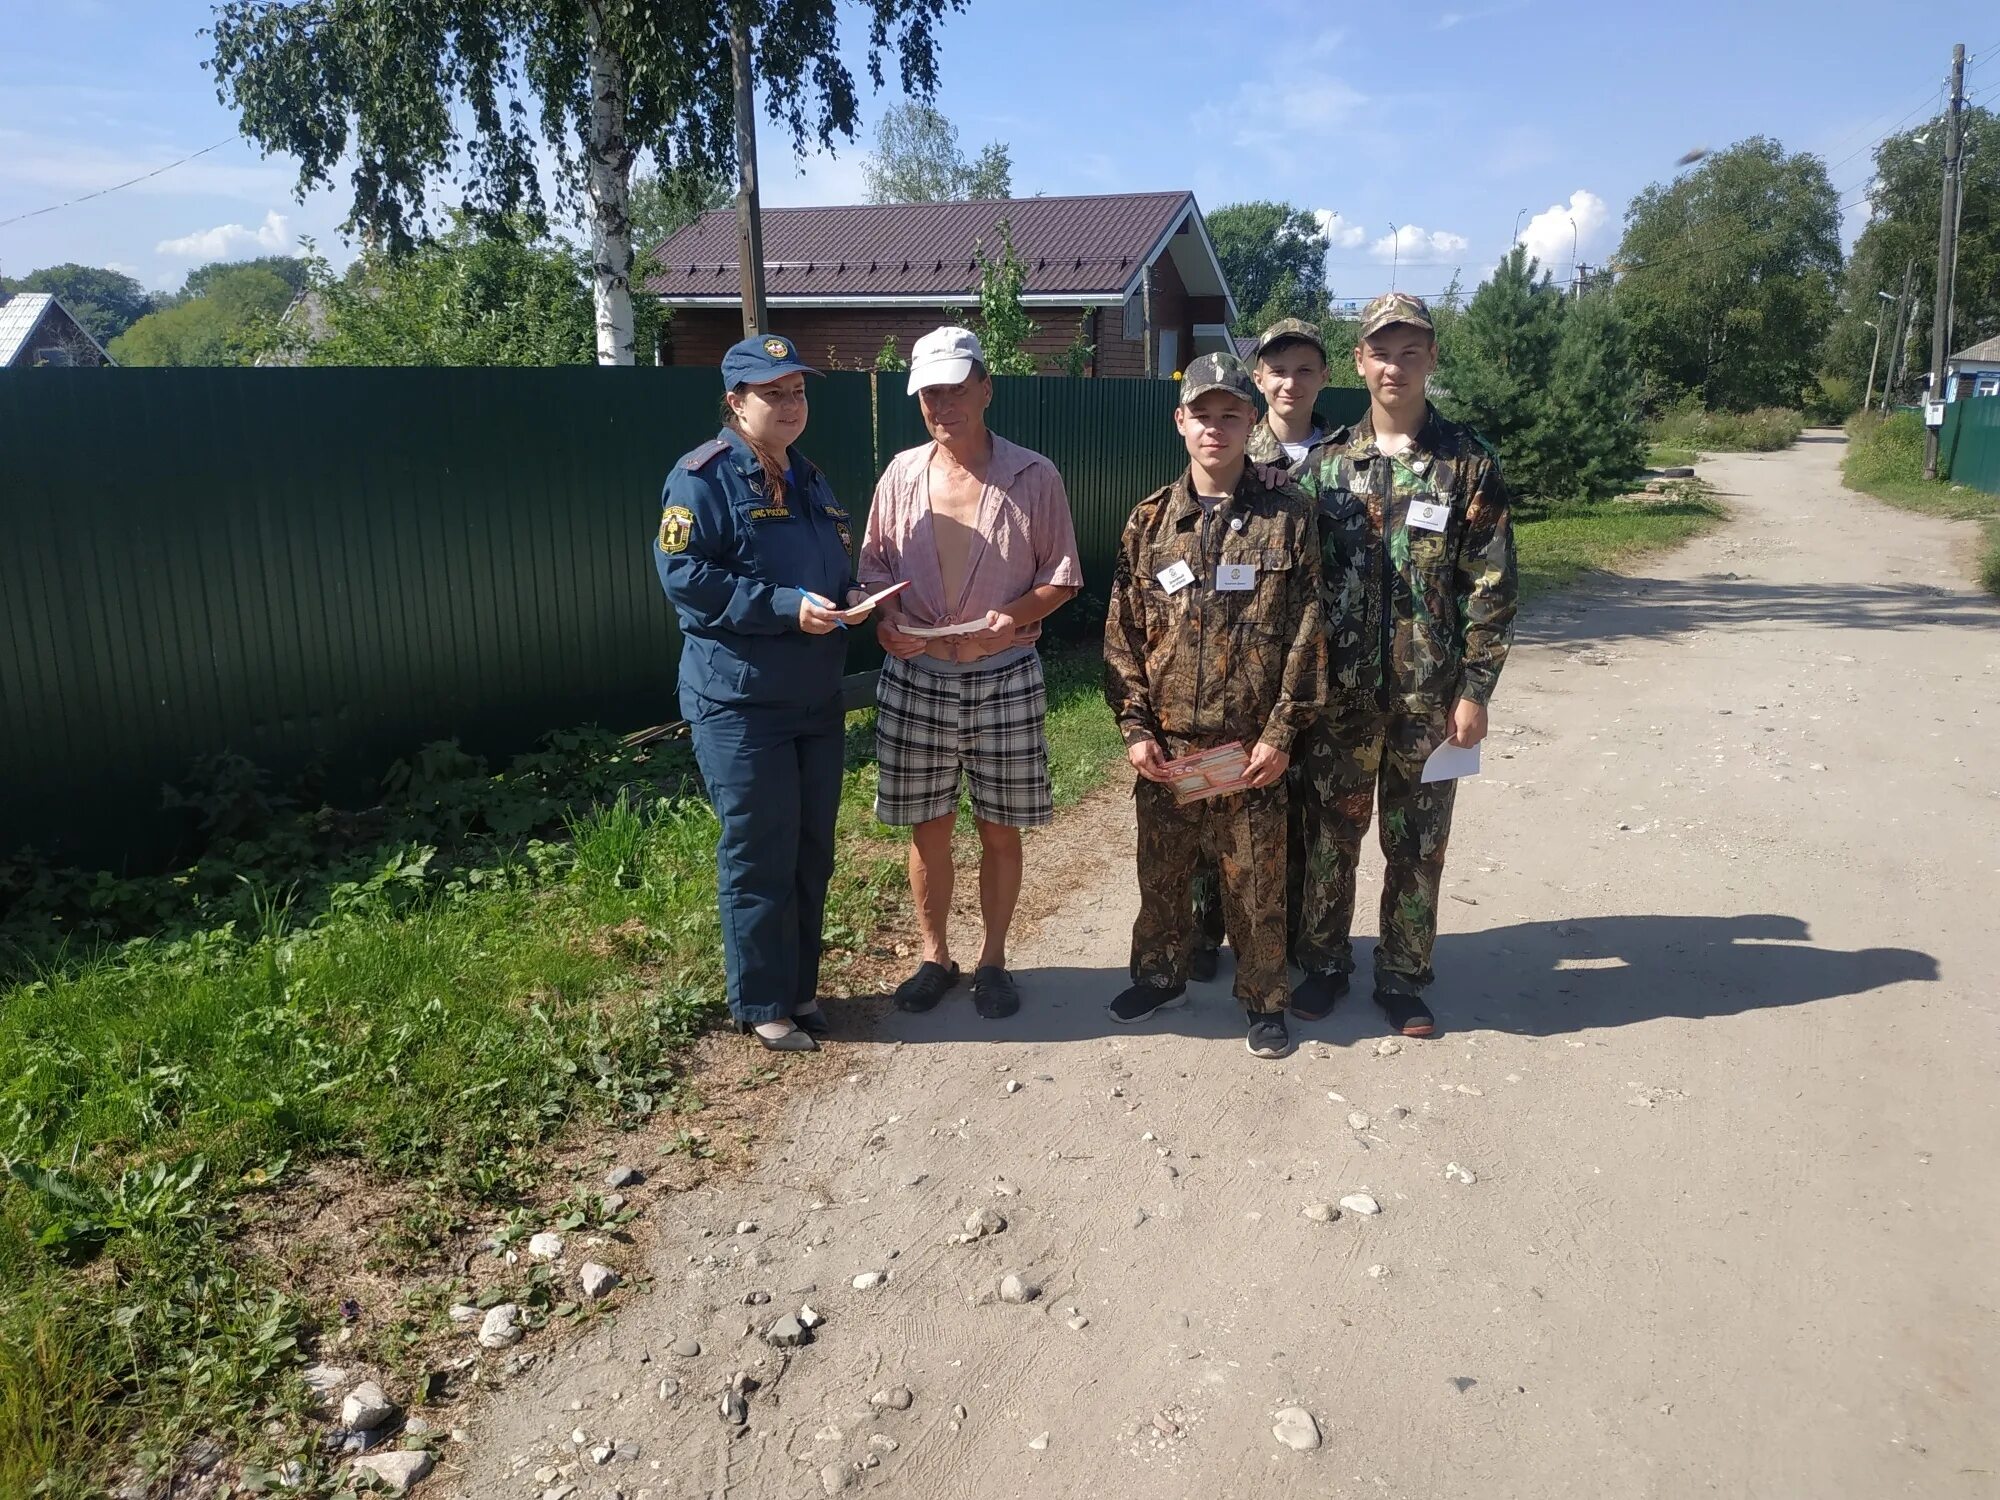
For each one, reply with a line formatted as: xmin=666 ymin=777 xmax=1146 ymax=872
xmin=645 ymin=191 xmax=1238 ymax=378
xmin=0 ymin=291 xmax=114 ymax=368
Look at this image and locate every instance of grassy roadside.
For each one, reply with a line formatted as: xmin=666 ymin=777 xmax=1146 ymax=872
xmin=1843 ymin=410 xmax=2000 ymax=597
xmin=0 ymin=651 xmax=1118 ymax=1499
xmin=1514 ymin=482 xmax=1727 ymax=601
xmin=0 ymin=487 xmax=1708 ymax=1496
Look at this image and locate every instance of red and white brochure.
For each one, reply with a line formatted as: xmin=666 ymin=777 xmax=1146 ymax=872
xmin=1164 ymin=741 xmax=1255 ymax=804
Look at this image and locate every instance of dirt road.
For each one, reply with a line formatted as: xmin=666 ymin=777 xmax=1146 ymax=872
xmin=455 ymin=435 xmax=1998 ymax=1499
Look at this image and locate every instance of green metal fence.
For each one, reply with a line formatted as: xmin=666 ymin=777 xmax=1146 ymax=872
xmin=8 ymin=366 xmax=1336 ymax=870
xmin=1940 ymin=393 xmax=2000 ymax=495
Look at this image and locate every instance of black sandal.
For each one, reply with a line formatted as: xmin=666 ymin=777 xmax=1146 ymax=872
xmin=893 ymin=960 xmax=960 ymax=1013
xmin=971 ymin=965 xmax=1020 ymax=1019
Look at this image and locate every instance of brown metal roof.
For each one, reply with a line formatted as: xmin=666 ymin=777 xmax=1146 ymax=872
xmin=645 ymin=191 xmax=1196 ymax=304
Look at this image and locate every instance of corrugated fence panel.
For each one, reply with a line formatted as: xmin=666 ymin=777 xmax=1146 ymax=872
xmin=0 ymin=367 xmax=875 ymax=869
xmin=1942 ymin=393 xmax=2000 ymax=495
xmin=0 ymin=368 xmax=1353 ymax=872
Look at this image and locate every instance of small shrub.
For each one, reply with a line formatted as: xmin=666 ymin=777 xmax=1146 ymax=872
xmin=1842 ymin=408 xmax=1925 ymax=488
xmin=1802 ymin=374 xmax=1857 ymax=426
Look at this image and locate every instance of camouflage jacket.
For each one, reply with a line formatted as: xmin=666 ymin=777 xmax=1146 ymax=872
xmin=1298 ymin=405 xmax=1517 ymax=709
xmin=1103 ymin=467 xmax=1326 ymax=755
xmin=1246 ymin=417 xmax=1342 ymax=476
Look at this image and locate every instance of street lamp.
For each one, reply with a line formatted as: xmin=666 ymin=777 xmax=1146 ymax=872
xmin=1865 ymin=289 xmax=1896 ymax=409
xmin=1566 ymin=215 xmax=1579 ymax=292
xmin=1512 ymin=207 xmax=1529 ymax=245
xmin=1387 ymin=222 xmax=1399 ymax=290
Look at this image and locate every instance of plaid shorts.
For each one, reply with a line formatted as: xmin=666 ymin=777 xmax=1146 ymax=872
xmin=874 ymin=652 xmax=1054 ymax=828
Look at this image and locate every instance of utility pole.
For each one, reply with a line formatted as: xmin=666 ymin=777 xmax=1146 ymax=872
xmin=1924 ymin=42 xmax=1966 ymax=479
xmin=729 ymin=5 xmax=769 ymax=338
xmin=1881 ymin=257 xmax=1915 ymax=413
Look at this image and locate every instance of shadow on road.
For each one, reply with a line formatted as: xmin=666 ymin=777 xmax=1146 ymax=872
xmin=1524 ymin=572 xmax=1998 ymax=651
xmin=859 ymin=912 xmax=1938 ymax=1047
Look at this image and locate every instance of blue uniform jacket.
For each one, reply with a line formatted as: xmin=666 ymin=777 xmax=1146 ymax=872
xmin=654 ymin=426 xmax=859 ymax=709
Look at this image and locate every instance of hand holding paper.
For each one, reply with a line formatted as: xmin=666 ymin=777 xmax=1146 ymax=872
xmin=1420 ymin=739 xmax=1481 ymax=783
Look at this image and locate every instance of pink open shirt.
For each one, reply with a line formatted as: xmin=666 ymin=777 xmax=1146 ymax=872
xmin=858 ymin=434 xmax=1084 ymax=645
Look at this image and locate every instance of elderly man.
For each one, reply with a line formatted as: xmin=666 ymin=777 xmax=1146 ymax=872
xmin=861 ymin=326 xmax=1084 ymax=1020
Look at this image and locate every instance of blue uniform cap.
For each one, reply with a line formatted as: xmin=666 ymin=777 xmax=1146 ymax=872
xmin=721 ymin=332 xmax=822 ymax=389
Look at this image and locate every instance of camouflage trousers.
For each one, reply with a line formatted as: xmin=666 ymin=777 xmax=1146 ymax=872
xmin=1131 ymin=773 xmax=1289 ymax=1014
xmin=1289 ymin=702 xmax=1458 ymax=996
xmin=1190 ymin=702 xmax=1457 ymax=994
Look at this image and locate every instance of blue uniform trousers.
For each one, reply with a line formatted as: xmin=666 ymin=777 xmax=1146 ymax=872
xmin=685 ymin=690 xmax=846 ymax=1025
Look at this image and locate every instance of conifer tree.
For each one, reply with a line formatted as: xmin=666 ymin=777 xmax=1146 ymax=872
xmin=1438 ymin=247 xmax=1565 ymax=501
xmin=1542 ymin=291 xmax=1647 ymax=503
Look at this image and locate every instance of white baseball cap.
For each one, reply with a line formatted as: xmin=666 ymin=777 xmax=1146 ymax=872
xmin=907 ymin=325 xmax=987 ymax=395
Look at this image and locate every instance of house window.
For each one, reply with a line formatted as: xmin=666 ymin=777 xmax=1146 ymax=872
xmin=1157 ymin=329 xmax=1178 ymax=379
xmin=35 ymin=347 xmax=72 ymax=367
xmin=1977 ymin=374 xmax=2000 ymax=398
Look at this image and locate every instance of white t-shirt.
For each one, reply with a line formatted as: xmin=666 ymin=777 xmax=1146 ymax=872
xmin=1277 ymin=426 xmax=1325 ymax=466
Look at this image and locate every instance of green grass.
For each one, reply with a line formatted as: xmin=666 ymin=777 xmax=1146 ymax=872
xmin=1514 ymin=484 xmax=1728 ymax=601
xmin=1649 ymin=404 xmax=1805 ymax=454
xmin=0 ymin=652 xmax=1118 ymax=1498
xmin=1843 ymin=410 xmax=2000 ymax=597
xmin=1645 ymin=443 xmax=1698 ymax=469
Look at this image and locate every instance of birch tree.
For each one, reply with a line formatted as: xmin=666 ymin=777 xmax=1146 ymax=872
xmin=208 ymin=0 xmax=968 ymax=365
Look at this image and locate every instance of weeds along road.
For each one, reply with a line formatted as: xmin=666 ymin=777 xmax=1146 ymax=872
xmin=454 ymin=433 xmax=1998 ymax=1500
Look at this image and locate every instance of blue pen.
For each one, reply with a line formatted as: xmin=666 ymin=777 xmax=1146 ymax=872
xmin=805 ymin=592 xmax=847 ymax=629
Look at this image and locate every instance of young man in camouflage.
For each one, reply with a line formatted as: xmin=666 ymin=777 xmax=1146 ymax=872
xmin=1103 ymin=353 xmax=1325 ymax=1060
xmin=1190 ymin=317 xmax=1341 ymax=979
xmin=1288 ymin=292 xmax=1518 ymax=1037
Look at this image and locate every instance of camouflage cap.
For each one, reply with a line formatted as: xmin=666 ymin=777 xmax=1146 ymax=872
xmin=1178 ymin=352 xmax=1258 ymax=408
xmin=1358 ymin=291 xmax=1435 ymax=340
xmin=1252 ymin=317 xmax=1327 ymax=361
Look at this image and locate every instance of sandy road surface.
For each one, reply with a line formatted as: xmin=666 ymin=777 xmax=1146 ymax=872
xmin=454 ymin=434 xmax=1998 ymax=1499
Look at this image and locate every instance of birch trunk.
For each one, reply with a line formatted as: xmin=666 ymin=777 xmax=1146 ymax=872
xmin=582 ymin=2 xmax=636 ymax=365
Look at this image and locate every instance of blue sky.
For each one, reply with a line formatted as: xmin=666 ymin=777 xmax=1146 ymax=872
xmin=3 ymin=0 xmax=1997 ymax=296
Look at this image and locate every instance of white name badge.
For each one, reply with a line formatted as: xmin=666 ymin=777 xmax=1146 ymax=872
xmin=1216 ymin=562 xmax=1258 ymax=591
xmin=1156 ymin=559 xmax=1195 ymax=593
xmin=1408 ymin=499 xmax=1450 ymax=533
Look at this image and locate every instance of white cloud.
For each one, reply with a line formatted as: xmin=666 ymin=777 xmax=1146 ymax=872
xmin=1312 ymin=209 xmax=1366 ymax=250
xmin=1369 ymin=224 xmax=1470 ymax=263
xmin=1516 ymin=189 xmax=1610 ymax=275
xmin=106 ymin=261 xmax=139 ymax=277
xmin=155 ymin=209 xmax=293 ymax=261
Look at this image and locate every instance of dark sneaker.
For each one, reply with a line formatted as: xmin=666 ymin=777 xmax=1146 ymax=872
xmin=1245 ymin=1011 xmax=1292 ymax=1059
xmin=893 ymin=960 xmax=961 ymax=1013
xmin=1375 ymin=991 xmax=1436 ymax=1037
xmin=1188 ymin=944 xmax=1221 ymax=982
xmin=1108 ymin=983 xmax=1187 ymax=1024
xmin=971 ymin=964 xmax=1021 ymax=1019
xmin=1288 ymin=971 xmax=1349 ymax=1021
xmin=792 ymin=1006 xmax=831 ymax=1038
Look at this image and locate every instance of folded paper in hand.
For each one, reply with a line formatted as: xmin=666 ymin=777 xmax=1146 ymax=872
xmin=1420 ymin=740 xmax=1481 ymax=783
xmin=899 ymin=617 xmax=990 ymax=639
xmin=1165 ymin=741 xmax=1255 ymax=804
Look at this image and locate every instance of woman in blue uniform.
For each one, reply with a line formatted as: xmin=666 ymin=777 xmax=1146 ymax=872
xmin=654 ymin=334 xmax=876 ymax=1052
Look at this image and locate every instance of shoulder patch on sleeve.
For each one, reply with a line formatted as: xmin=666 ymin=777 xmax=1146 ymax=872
xmin=680 ymin=438 xmax=732 ymax=472
xmin=657 ymin=505 xmax=695 ymax=555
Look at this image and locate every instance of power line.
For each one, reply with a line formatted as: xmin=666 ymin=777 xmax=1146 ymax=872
xmin=0 ymin=135 xmax=242 ymax=231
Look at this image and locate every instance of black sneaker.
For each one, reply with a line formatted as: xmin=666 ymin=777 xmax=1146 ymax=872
xmin=1108 ymin=982 xmax=1187 ymax=1024
xmin=1245 ymin=1011 xmax=1291 ymax=1058
xmin=1288 ymin=971 xmax=1349 ymax=1021
xmin=1375 ymin=991 xmax=1436 ymax=1037
xmin=1188 ymin=945 xmax=1221 ymax=982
